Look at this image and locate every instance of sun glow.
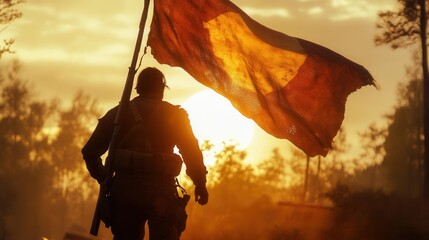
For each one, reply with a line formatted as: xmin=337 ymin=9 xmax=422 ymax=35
xmin=181 ymin=89 xmax=255 ymax=151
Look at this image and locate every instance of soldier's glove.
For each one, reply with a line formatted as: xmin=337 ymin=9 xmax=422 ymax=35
xmin=195 ymin=184 xmax=209 ymax=205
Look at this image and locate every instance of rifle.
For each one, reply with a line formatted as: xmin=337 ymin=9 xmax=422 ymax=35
xmin=90 ymin=0 xmax=151 ymax=236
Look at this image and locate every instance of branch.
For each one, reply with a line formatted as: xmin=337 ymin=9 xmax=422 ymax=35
xmin=0 ymin=38 xmax=14 ymax=58
xmin=0 ymin=0 xmax=24 ymax=24
xmin=0 ymin=0 xmax=24 ymax=58
xmin=375 ymin=9 xmax=424 ymax=49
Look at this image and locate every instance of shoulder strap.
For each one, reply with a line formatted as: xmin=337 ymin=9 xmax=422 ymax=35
xmin=129 ymin=101 xmax=143 ymax=123
xmin=118 ymin=100 xmax=158 ymax=151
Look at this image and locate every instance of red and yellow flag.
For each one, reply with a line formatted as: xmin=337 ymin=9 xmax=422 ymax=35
xmin=148 ymin=0 xmax=374 ymax=157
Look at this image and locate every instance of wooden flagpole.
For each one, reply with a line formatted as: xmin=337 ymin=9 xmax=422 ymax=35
xmin=90 ymin=0 xmax=151 ymax=235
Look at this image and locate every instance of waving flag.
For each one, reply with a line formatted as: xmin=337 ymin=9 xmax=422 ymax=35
xmin=147 ymin=0 xmax=374 ymax=157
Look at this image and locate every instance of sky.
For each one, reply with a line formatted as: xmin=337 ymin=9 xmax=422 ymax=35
xmin=2 ymin=0 xmax=415 ymax=163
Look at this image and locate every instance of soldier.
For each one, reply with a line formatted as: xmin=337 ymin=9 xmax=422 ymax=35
xmin=82 ymin=67 xmax=208 ymax=240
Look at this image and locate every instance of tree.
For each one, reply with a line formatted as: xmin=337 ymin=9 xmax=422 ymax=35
xmin=355 ymin=123 xmax=388 ymax=189
xmin=320 ymin=129 xmax=355 ymax=193
xmin=375 ymin=0 xmax=429 ymax=199
xmin=0 ymin=61 xmax=58 ymax=239
xmin=209 ymin=143 xmax=254 ymax=194
xmin=0 ymin=0 xmax=24 ymax=57
xmin=49 ymin=90 xmax=100 ymax=235
xmin=0 ymin=61 xmax=102 ymax=239
xmin=257 ymin=147 xmax=314 ymax=203
xmin=257 ymin=149 xmax=287 ymax=187
xmin=184 ymin=143 xmax=260 ymax=240
xmin=380 ymin=69 xmax=424 ymax=197
xmin=375 ymin=0 xmax=427 ymax=48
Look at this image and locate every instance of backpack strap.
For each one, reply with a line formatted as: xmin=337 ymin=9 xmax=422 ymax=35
xmin=118 ymin=100 xmax=156 ymax=151
xmin=129 ymin=100 xmax=144 ymax=123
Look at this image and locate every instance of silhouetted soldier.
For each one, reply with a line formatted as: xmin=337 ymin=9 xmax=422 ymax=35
xmin=82 ymin=67 xmax=208 ymax=240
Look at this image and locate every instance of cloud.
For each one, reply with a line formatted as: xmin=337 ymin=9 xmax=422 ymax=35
xmin=328 ymin=0 xmax=386 ymax=21
xmin=235 ymin=0 xmax=394 ymax=21
xmin=307 ymin=7 xmax=324 ymax=15
xmin=12 ymin=1 xmax=143 ymax=68
xmin=242 ymin=7 xmax=291 ymax=18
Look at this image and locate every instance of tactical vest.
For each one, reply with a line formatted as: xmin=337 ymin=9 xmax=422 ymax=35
xmin=112 ymin=100 xmax=183 ymax=177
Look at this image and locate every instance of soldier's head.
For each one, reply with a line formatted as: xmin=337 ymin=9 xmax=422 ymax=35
xmin=136 ymin=67 xmax=168 ymax=99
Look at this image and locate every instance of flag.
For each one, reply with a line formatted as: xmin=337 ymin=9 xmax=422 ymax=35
xmin=147 ymin=0 xmax=374 ymax=157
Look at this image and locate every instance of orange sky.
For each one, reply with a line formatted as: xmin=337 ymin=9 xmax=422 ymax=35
xmin=2 ymin=0 xmax=414 ymax=163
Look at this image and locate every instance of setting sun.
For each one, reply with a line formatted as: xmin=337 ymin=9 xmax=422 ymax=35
xmin=181 ymin=89 xmax=255 ymax=150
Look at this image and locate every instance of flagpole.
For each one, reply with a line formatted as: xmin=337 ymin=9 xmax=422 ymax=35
xmin=302 ymin=155 xmax=310 ymax=202
xmin=90 ymin=0 xmax=151 ymax=235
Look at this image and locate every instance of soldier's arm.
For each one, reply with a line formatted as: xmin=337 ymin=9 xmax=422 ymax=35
xmin=81 ymin=111 xmax=115 ymax=183
xmin=175 ymin=108 xmax=207 ymax=186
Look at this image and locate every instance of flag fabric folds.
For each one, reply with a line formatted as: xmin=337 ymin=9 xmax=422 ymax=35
xmin=147 ymin=0 xmax=374 ymax=157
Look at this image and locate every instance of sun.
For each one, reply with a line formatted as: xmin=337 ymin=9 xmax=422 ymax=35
xmin=181 ymin=89 xmax=255 ymax=150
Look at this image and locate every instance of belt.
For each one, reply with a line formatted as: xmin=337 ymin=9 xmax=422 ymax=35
xmin=112 ymin=149 xmax=183 ymax=176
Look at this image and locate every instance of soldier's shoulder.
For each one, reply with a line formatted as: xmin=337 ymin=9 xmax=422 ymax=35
xmin=159 ymin=101 xmax=190 ymax=119
xmin=99 ymin=105 xmax=119 ymax=122
xmin=160 ymin=101 xmax=187 ymax=113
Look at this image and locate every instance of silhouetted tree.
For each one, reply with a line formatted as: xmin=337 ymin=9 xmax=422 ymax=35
xmin=256 ymin=148 xmax=303 ymax=202
xmin=354 ymin=123 xmax=387 ymax=189
xmin=184 ymin=143 xmax=258 ymax=240
xmin=208 ymin=143 xmax=255 ymax=207
xmin=380 ymin=68 xmax=424 ymax=197
xmin=209 ymin=143 xmax=249 ymax=183
xmin=375 ymin=0 xmax=429 ymax=199
xmin=375 ymin=0 xmax=428 ymax=48
xmin=325 ymin=185 xmax=429 ymax=240
xmin=49 ymin=91 xmax=100 ymax=235
xmin=306 ymin=128 xmax=355 ymax=202
xmin=0 ymin=0 xmax=24 ymax=57
xmin=0 ymin=61 xmax=58 ymax=239
xmin=0 ymin=61 xmax=102 ymax=239
xmin=257 ymin=149 xmax=287 ymax=189
xmin=325 ymin=128 xmax=354 ymax=183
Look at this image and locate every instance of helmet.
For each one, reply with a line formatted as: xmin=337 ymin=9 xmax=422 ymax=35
xmin=135 ymin=67 xmax=167 ymax=95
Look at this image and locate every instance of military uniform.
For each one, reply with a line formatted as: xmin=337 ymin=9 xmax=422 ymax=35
xmin=82 ymin=96 xmax=207 ymax=240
